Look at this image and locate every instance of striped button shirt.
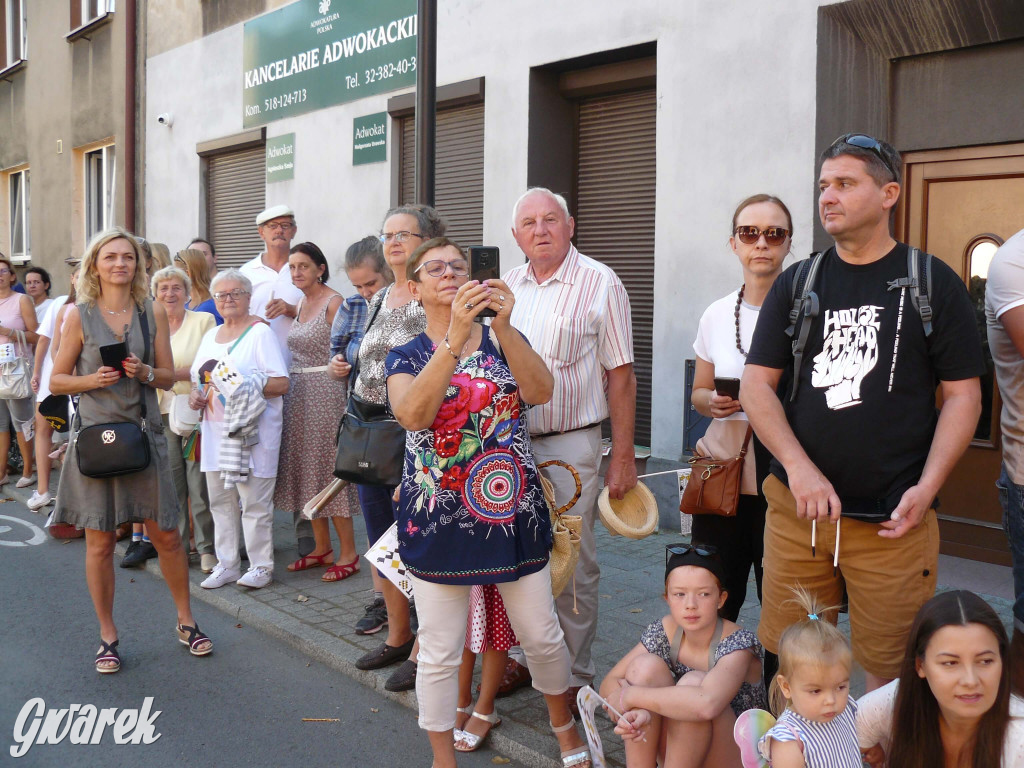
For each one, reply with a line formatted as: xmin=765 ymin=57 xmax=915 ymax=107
xmin=759 ymin=700 xmax=862 ymax=768
xmin=504 ymin=245 xmax=633 ymax=435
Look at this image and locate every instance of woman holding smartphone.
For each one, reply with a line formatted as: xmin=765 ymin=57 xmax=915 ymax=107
xmin=690 ymin=194 xmax=791 ymax=626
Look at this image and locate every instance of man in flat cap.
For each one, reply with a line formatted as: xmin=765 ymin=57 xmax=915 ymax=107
xmin=240 ymin=205 xmax=303 ymax=365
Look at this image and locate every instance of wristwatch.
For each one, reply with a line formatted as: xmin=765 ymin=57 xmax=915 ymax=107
xmin=144 ymin=366 xmax=155 ymax=384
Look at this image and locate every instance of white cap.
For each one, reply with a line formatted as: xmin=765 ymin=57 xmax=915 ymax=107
xmin=256 ymin=205 xmax=294 ymax=226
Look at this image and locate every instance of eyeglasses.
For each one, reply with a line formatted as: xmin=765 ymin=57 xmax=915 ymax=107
xmin=173 ymin=254 xmax=185 ymax=264
xmin=734 ymin=226 xmax=790 ymax=246
xmin=379 ymin=231 xmax=424 ymax=244
xmin=664 ymin=543 xmax=720 ymax=568
xmin=829 ymin=133 xmax=899 ymax=181
xmin=0 ymin=269 xmax=11 ymax=276
xmin=414 ymin=259 xmax=469 ymax=278
xmin=212 ymin=289 xmax=250 ymax=301
xmin=261 ymin=221 xmax=294 ymax=232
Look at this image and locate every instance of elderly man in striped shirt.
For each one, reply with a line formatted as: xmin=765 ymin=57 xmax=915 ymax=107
xmin=500 ymin=186 xmax=638 ymax=702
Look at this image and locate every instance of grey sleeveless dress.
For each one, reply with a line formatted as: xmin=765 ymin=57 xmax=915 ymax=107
xmin=51 ymin=301 xmax=179 ymax=532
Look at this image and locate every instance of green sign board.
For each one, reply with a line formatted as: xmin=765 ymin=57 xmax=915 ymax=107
xmin=266 ymin=134 xmax=296 ymax=183
xmin=243 ymin=0 xmax=417 ymax=129
xmin=353 ymin=112 xmax=387 ymax=165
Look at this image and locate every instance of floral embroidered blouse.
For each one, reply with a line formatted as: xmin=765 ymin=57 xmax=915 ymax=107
xmin=385 ymin=330 xmax=552 ymax=585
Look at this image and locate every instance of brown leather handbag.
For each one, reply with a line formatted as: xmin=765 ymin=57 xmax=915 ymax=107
xmin=679 ymin=426 xmax=753 ymax=517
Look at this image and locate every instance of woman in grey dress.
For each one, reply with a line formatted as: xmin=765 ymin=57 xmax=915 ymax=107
xmin=50 ymin=227 xmax=213 ymax=674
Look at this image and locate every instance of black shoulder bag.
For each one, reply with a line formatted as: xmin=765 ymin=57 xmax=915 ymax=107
xmin=333 ymin=291 xmax=407 ymax=488
xmin=76 ymin=305 xmax=153 ymax=479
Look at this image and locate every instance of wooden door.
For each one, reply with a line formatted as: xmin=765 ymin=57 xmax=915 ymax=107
xmin=899 ymin=143 xmax=1024 ymax=565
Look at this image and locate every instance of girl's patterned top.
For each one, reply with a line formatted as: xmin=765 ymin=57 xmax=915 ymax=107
xmin=385 ymin=330 xmax=551 ymax=585
xmin=760 ymin=701 xmax=862 ymax=768
xmin=640 ymin=619 xmax=769 ymax=717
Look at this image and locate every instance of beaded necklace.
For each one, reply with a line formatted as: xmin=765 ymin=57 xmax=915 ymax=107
xmin=734 ymin=284 xmax=747 ymax=357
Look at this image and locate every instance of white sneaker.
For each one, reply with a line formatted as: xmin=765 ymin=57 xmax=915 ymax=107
xmin=27 ymin=491 xmax=53 ymax=511
xmin=236 ymin=566 xmax=273 ymax=589
xmin=16 ymin=473 xmax=36 ymax=488
xmin=201 ymin=565 xmax=241 ymax=589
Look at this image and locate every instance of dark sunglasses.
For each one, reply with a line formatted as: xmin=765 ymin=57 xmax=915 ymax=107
xmin=665 ymin=542 xmax=719 ymax=568
xmin=734 ymin=226 xmax=790 ymax=246
xmin=829 ymin=133 xmax=898 ymax=181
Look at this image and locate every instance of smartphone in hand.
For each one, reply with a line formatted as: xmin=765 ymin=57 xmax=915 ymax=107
xmin=469 ymin=246 xmax=500 ymax=319
xmin=713 ymin=376 xmax=741 ymax=400
xmin=99 ymin=342 xmax=129 ymax=374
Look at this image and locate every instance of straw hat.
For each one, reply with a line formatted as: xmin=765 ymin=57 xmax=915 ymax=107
xmin=598 ymin=482 xmax=658 ymax=539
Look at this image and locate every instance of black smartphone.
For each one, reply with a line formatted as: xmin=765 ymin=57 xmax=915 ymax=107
xmin=469 ymin=246 xmax=500 ymax=318
xmin=99 ymin=341 xmax=129 ymax=374
xmin=713 ymin=376 xmax=741 ymax=400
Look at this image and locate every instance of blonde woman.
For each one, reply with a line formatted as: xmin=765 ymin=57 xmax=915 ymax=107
xmin=50 ymin=227 xmax=212 ymax=673
xmin=174 ymin=248 xmax=214 ymax=310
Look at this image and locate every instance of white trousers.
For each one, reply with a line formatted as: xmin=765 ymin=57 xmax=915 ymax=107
xmin=205 ymin=472 xmax=276 ymax=571
xmin=411 ymin=564 xmax=570 ymax=731
xmin=511 ymin=426 xmax=602 ymax=686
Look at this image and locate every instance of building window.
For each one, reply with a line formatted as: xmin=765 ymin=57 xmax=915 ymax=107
xmin=82 ymin=0 xmax=114 ymax=24
xmin=9 ymin=168 xmax=29 ymax=261
xmin=85 ymin=145 xmax=115 ymax=241
xmin=4 ymin=0 xmax=27 ymax=66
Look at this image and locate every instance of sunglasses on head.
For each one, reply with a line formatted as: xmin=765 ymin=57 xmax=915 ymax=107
xmin=829 ymin=133 xmax=899 ymax=181
xmin=734 ymin=226 xmax=790 ymax=246
xmin=665 ymin=542 xmax=719 ymax=568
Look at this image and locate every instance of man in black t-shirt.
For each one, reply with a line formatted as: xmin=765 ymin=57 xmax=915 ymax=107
xmin=741 ymin=134 xmax=985 ymax=691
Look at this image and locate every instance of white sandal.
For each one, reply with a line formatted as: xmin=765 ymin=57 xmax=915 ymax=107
xmin=454 ymin=709 xmax=501 ymax=752
xmin=551 ymin=715 xmax=592 ymax=767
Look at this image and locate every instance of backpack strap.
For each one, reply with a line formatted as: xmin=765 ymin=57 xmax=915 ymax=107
xmin=886 ymin=247 xmax=934 ymax=338
xmin=786 ymin=253 xmax=824 ymax=402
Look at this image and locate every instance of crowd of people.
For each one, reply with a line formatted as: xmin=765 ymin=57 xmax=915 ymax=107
xmin=12 ymin=132 xmax=1024 ymax=767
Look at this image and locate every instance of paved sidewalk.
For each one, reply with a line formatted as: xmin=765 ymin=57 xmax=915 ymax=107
xmin=15 ymin=463 xmax=1015 ymax=768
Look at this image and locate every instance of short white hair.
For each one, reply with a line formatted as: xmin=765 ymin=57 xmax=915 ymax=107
xmin=210 ymin=268 xmax=253 ymax=295
xmin=511 ymin=187 xmax=571 ymax=230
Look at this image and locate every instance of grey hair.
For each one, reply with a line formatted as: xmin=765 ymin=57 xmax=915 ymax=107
xmin=210 ymin=268 xmax=253 ymax=295
xmin=511 ymin=187 xmax=571 ymax=229
xmin=382 ymin=204 xmax=447 ymax=239
xmin=150 ymin=266 xmax=192 ymax=298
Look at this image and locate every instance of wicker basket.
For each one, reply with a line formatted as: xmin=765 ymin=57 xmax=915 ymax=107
xmin=539 ymin=460 xmax=582 ymax=598
xmin=598 ymin=481 xmax=659 ymax=539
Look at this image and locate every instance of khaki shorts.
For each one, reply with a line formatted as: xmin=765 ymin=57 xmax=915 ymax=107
xmin=758 ymin=474 xmax=939 ymax=679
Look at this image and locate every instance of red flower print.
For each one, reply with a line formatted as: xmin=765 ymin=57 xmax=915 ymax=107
xmin=440 ymin=464 xmax=466 ymax=491
xmin=434 ymin=429 xmax=463 ymax=458
xmin=466 ymin=377 xmax=498 ymax=413
xmin=431 ymin=373 xmax=498 ymax=430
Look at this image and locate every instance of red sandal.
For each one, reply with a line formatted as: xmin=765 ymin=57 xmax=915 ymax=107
xmin=322 ymin=557 xmax=360 ymax=582
xmin=286 ymin=549 xmax=334 ymax=572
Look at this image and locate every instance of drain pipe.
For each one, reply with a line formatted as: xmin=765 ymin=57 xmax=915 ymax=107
xmin=124 ymin=0 xmax=137 ymax=232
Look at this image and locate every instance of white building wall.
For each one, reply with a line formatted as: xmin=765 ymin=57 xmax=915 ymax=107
xmin=146 ymin=0 xmax=829 ymax=460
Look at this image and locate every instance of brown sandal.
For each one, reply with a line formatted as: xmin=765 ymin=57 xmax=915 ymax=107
xmin=322 ymin=557 xmax=360 ymax=582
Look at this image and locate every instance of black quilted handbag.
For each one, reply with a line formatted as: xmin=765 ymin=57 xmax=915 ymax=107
xmin=76 ymin=306 xmax=153 ymax=479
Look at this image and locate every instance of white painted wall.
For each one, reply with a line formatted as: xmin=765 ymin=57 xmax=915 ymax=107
xmin=146 ymin=0 xmax=828 ymax=460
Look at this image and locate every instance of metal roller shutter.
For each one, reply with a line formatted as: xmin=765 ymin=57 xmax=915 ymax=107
xmin=206 ymin=146 xmax=266 ymax=269
xmin=574 ymin=88 xmax=656 ymax=446
xmin=399 ymin=103 xmax=484 ymax=245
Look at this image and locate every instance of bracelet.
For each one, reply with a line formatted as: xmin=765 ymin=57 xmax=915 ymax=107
xmin=442 ymin=335 xmax=460 ymax=361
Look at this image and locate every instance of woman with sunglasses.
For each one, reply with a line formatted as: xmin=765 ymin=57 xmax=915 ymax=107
xmin=689 ymin=195 xmax=792 ymax=626
xmin=600 ymin=543 xmax=767 ymax=767
xmin=386 ymin=237 xmax=592 ymax=768
xmin=351 ymin=204 xmax=445 ymax=692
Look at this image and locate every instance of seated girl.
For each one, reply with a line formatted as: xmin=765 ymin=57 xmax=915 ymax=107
xmin=758 ymin=588 xmax=861 ymax=767
xmin=599 ymin=543 xmax=767 ymax=767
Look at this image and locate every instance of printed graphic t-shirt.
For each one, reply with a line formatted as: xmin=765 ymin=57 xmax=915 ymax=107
xmin=746 ymin=243 xmax=985 ymax=521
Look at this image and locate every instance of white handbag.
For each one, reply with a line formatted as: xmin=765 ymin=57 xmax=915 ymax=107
xmin=0 ymin=330 xmax=32 ymax=400
xmin=169 ymin=393 xmax=200 ymax=436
